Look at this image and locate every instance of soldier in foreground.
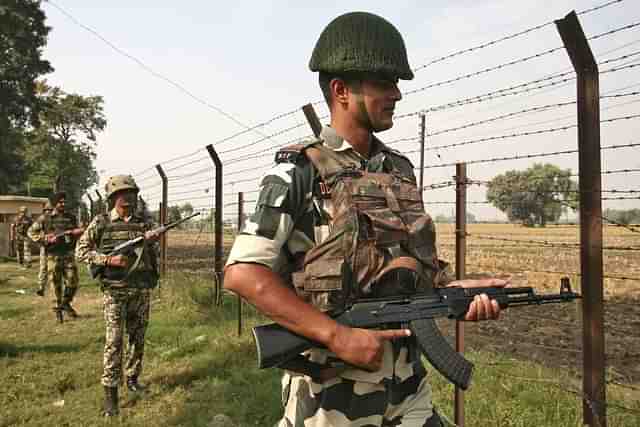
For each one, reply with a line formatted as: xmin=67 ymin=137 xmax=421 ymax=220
xmin=76 ymin=175 xmax=159 ymax=417
xmin=28 ymin=192 xmax=83 ymax=320
xmin=12 ymin=206 xmax=33 ymax=268
xmin=224 ymin=12 xmax=509 ymax=426
xmin=29 ymin=201 xmax=53 ymax=296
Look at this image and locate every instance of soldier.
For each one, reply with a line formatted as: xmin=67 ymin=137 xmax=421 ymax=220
xmin=29 ymin=201 xmax=53 ymax=296
xmin=28 ymin=192 xmax=84 ymax=320
xmin=75 ymin=175 xmax=160 ymax=417
xmin=224 ymin=12 xmax=510 ymax=426
xmin=12 ymin=206 xmax=33 ymax=268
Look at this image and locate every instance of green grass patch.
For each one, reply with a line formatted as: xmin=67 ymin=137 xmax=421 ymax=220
xmin=0 ymin=261 xmax=638 ymax=426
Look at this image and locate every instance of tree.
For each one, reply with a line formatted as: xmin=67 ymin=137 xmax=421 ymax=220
xmin=167 ymin=205 xmax=182 ymax=224
xmin=487 ymin=163 xmax=577 ymax=227
xmin=179 ymin=202 xmax=194 ymax=217
xmin=23 ymin=83 xmax=106 ymax=209
xmin=603 ymin=208 xmax=640 ymax=225
xmin=0 ymin=0 xmax=53 ymax=193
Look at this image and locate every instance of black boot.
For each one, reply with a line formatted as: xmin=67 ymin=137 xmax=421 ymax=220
xmin=103 ymin=386 xmax=119 ymax=417
xmin=126 ymin=376 xmax=146 ymax=393
xmin=53 ymin=306 xmax=64 ymax=323
xmin=61 ymin=288 xmax=78 ymax=317
xmin=60 ymin=302 xmax=78 ymax=318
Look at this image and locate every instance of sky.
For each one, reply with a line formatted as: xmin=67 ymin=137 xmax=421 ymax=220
xmin=40 ymin=0 xmax=640 ymax=221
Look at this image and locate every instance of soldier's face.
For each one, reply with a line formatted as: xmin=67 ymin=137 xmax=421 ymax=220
xmin=114 ymin=190 xmax=137 ymax=215
xmin=361 ymin=78 xmax=401 ymax=132
xmin=56 ymin=199 xmax=65 ymax=212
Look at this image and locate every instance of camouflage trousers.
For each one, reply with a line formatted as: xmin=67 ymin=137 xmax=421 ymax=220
xmin=102 ymin=288 xmax=151 ymax=387
xmin=38 ymin=246 xmax=48 ymax=292
xmin=277 ymin=372 xmax=443 ymax=426
xmin=15 ymin=238 xmax=31 ymax=266
xmin=47 ymin=254 xmax=78 ymax=307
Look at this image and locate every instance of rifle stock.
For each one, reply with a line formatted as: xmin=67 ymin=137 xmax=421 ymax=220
xmin=252 ymin=279 xmax=580 ymax=389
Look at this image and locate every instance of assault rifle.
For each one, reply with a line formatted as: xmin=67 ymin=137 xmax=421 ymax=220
xmin=252 ymin=278 xmax=581 ymax=389
xmin=89 ymin=212 xmax=200 ymax=279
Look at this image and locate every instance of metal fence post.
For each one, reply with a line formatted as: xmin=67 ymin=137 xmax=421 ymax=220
xmin=205 ymin=144 xmax=224 ymax=305
xmin=419 ymin=113 xmax=426 ymax=191
xmin=454 ymin=163 xmax=467 ymax=426
xmin=155 ymin=165 xmax=168 ymax=277
xmin=302 ymin=103 xmax=322 ymax=137
xmin=95 ymin=190 xmax=103 ymax=215
xmin=237 ymin=192 xmax=244 ymax=335
xmin=556 ymin=11 xmax=605 ymax=427
xmin=86 ymin=193 xmax=94 ymax=218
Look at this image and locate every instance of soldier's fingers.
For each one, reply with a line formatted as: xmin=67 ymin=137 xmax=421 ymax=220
xmin=478 ymin=294 xmax=490 ymax=320
xmin=464 ymin=298 xmax=478 ymax=321
xmin=489 ymin=299 xmax=501 ymax=320
xmin=375 ymin=329 xmax=412 ymax=341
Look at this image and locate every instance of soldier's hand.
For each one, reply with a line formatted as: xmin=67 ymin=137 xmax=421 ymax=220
xmin=327 ymin=324 xmax=411 ymax=371
xmin=144 ymin=230 xmax=160 ymax=241
xmin=107 ymin=255 xmax=128 ymax=269
xmin=46 ymin=234 xmax=58 ymax=245
xmin=69 ymin=228 xmax=84 ymax=237
xmin=446 ymin=277 xmax=510 ymax=321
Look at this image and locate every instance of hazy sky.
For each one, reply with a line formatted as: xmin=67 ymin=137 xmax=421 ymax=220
xmin=41 ymin=0 xmax=640 ymax=220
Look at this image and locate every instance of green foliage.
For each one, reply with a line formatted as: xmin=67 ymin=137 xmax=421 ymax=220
xmin=603 ymin=208 xmax=640 ymax=225
xmin=22 ymin=83 xmax=105 ymax=210
xmin=0 ymin=0 xmax=53 ymax=193
xmin=487 ymin=163 xmax=577 ymax=227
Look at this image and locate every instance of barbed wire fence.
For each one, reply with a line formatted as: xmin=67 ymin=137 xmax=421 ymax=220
xmin=82 ymin=2 xmax=640 ymax=425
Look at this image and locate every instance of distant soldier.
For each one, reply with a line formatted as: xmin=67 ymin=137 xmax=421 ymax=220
xmin=29 ymin=201 xmax=53 ymax=296
xmin=76 ymin=175 xmax=160 ymax=417
xmin=29 ymin=192 xmax=84 ymax=320
xmin=12 ymin=206 xmax=33 ymax=268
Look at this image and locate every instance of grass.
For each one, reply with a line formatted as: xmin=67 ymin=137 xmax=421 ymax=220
xmin=1 ymin=258 xmax=638 ymax=426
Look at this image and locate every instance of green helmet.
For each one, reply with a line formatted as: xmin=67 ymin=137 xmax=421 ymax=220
xmin=105 ymin=175 xmax=139 ymax=199
xmin=309 ymin=12 xmax=414 ymax=80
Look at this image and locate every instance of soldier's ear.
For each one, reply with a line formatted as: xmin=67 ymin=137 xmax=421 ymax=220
xmin=331 ymin=78 xmax=350 ymax=107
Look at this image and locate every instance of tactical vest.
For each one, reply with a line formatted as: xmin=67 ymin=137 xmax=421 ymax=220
xmin=43 ymin=212 xmax=77 ymax=255
xmin=97 ymin=214 xmax=158 ymax=288
xmin=14 ymin=216 xmax=32 ymax=237
xmin=283 ymin=141 xmax=446 ymax=313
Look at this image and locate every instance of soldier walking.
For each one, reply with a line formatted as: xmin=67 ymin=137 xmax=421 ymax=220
xmin=224 ymin=12 xmax=509 ymax=426
xmin=76 ymin=175 xmax=160 ymax=417
xmin=28 ymin=192 xmax=84 ymax=320
xmin=12 ymin=206 xmax=33 ymax=268
xmin=29 ymin=201 xmax=53 ymax=296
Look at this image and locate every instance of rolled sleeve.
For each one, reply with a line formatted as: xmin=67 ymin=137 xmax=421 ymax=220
xmin=226 ymin=163 xmax=303 ymax=270
xmin=75 ymin=217 xmax=108 ymax=266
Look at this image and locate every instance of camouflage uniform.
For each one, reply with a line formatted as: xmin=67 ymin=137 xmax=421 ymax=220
xmin=28 ymin=206 xmax=52 ymax=294
xmin=29 ymin=209 xmax=79 ymax=309
xmin=13 ymin=210 xmax=33 ymax=267
xmin=227 ymin=127 xmax=443 ymax=426
xmin=76 ymin=208 xmax=157 ymax=388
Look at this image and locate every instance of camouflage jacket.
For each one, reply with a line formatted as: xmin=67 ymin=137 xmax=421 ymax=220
xmin=226 ymin=126 xmax=439 ymax=383
xmin=13 ymin=215 xmax=33 ymax=239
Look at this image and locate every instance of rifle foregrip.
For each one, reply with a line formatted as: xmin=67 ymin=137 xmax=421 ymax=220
xmin=409 ymin=318 xmax=474 ymax=390
xmin=252 ymin=323 xmax=317 ymax=369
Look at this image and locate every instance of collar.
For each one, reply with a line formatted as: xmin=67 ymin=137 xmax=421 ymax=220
xmin=109 ymin=208 xmax=132 ymax=222
xmin=319 ymin=126 xmax=390 ymax=157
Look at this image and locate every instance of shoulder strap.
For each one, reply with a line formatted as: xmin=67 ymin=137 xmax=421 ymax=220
xmin=274 ymin=137 xmax=320 ymax=165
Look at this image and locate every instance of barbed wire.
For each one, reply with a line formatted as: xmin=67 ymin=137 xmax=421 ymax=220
xmin=43 ymin=0 xmax=278 ymax=144
xmin=467 ymin=234 xmax=640 ymax=252
xmin=398 ymin=59 xmax=640 ymax=118
xmin=411 ymin=0 xmax=624 ymax=72
xmin=162 ymin=155 xmax=211 ymax=173
xmin=465 ymin=262 xmax=640 ymax=282
xmin=419 ymin=141 xmax=640 ymax=169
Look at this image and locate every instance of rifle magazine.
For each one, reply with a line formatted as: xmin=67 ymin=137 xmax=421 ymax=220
xmin=409 ymin=318 xmax=474 ymax=390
